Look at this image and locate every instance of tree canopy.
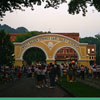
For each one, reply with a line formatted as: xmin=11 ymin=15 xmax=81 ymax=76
xmin=16 ymin=31 xmax=41 ymax=42
xmin=0 ymin=30 xmax=15 ymax=66
xmin=0 ymin=24 xmax=29 ymax=33
xmin=68 ymin=0 xmax=100 ymax=16
xmin=0 ymin=0 xmax=100 ymax=20
xmin=23 ymin=47 xmax=46 ymax=65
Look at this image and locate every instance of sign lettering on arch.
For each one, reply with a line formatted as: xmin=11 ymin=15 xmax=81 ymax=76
xmin=21 ymin=36 xmax=79 ymax=49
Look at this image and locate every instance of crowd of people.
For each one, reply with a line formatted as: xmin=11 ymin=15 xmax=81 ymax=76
xmin=0 ymin=65 xmax=23 ymax=84
xmin=0 ymin=62 xmax=99 ymax=88
xmin=91 ymin=64 xmax=100 ymax=79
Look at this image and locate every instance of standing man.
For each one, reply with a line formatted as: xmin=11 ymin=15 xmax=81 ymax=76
xmin=49 ymin=63 xmax=57 ymax=88
xmin=80 ymin=65 xmax=85 ymax=80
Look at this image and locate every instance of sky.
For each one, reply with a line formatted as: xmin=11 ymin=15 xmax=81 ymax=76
xmin=0 ymin=2 xmax=100 ymax=38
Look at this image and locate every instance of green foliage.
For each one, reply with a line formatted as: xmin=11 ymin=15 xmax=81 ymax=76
xmin=94 ymin=34 xmax=100 ymax=65
xmin=0 ymin=0 xmax=66 ymax=20
xmin=16 ymin=27 xmax=29 ymax=33
xmin=68 ymin=0 xmax=100 ymax=16
xmin=23 ymin=47 xmax=46 ymax=65
xmin=68 ymin=0 xmax=88 ymax=16
xmin=0 ymin=24 xmax=28 ymax=33
xmin=0 ymin=30 xmax=15 ymax=66
xmin=1 ymin=0 xmax=100 ymax=20
xmin=16 ymin=31 xmax=41 ymax=42
xmin=80 ymin=37 xmax=97 ymax=44
xmin=58 ymin=77 xmax=100 ymax=97
xmin=95 ymin=34 xmax=100 ymax=39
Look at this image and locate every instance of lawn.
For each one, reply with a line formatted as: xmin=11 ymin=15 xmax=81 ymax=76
xmin=86 ymin=78 xmax=100 ymax=85
xmin=57 ymin=77 xmax=100 ymax=97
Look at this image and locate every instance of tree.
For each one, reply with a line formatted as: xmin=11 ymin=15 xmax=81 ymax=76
xmin=79 ymin=37 xmax=97 ymax=44
xmin=0 ymin=30 xmax=15 ymax=66
xmin=94 ymin=34 xmax=100 ymax=65
xmin=23 ymin=47 xmax=46 ymax=65
xmin=0 ymin=0 xmax=100 ymax=20
xmin=68 ymin=0 xmax=100 ymax=16
xmin=16 ymin=31 xmax=41 ymax=42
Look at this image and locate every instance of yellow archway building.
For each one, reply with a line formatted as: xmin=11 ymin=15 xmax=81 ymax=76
xmin=14 ymin=34 xmax=90 ymax=68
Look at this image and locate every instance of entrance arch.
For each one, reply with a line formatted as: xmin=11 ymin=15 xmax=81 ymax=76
xmin=21 ymin=45 xmax=48 ymax=60
xmin=14 ymin=33 xmax=90 ymax=68
xmin=53 ymin=45 xmax=81 ymax=60
xmin=22 ymin=47 xmax=46 ymax=65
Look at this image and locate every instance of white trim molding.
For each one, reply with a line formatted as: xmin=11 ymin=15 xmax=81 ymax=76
xmin=79 ymin=59 xmax=90 ymax=61
xmin=15 ymin=59 xmax=23 ymax=61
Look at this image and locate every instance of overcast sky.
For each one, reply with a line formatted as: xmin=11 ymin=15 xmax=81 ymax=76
xmin=0 ymin=3 xmax=100 ymax=38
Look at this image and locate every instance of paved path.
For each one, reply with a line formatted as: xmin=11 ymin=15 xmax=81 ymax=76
xmin=0 ymin=77 xmax=71 ymax=97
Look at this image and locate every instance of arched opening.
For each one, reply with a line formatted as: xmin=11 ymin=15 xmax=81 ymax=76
xmin=23 ymin=47 xmax=46 ymax=65
xmin=55 ymin=47 xmax=79 ymax=64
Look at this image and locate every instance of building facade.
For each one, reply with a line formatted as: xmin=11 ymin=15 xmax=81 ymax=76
xmin=9 ymin=32 xmax=96 ymax=65
xmin=9 ymin=33 xmax=24 ymax=42
xmin=54 ymin=33 xmax=96 ymax=65
xmin=87 ymin=44 xmax=96 ymax=65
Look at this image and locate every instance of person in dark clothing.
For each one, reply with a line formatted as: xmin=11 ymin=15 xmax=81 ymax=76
xmin=72 ymin=63 xmax=77 ymax=81
xmin=49 ymin=63 xmax=56 ymax=88
xmin=80 ymin=65 xmax=85 ymax=80
xmin=56 ymin=64 xmax=61 ymax=78
xmin=85 ymin=66 xmax=89 ymax=78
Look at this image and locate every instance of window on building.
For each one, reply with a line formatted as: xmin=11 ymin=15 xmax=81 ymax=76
xmin=60 ymin=49 xmax=63 ymax=53
xmin=89 ymin=56 xmax=94 ymax=59
xmin=63 ymin=49 xmax=64 ymax=54
xmin=66 ymin=49 xmax=69 ymax=54
xmin=88 ymin=49 xmax=90 ymax=54
xmin=92 ymin=48 xmax=94 ymax=51
xmin=91 ymin=48 xmax=95 ymax=53
xmin=70 ymin=49 xmax=72 ymax=52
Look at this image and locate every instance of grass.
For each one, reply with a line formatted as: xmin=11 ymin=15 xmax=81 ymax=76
xmin=57 ymin=77 xmax=100 ymax=97
xmin=86 ymin=78 xmax=100 ymax=85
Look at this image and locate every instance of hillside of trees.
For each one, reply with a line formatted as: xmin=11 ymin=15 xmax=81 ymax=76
xmin=0 ymin=24 xmax=29 ymax=33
